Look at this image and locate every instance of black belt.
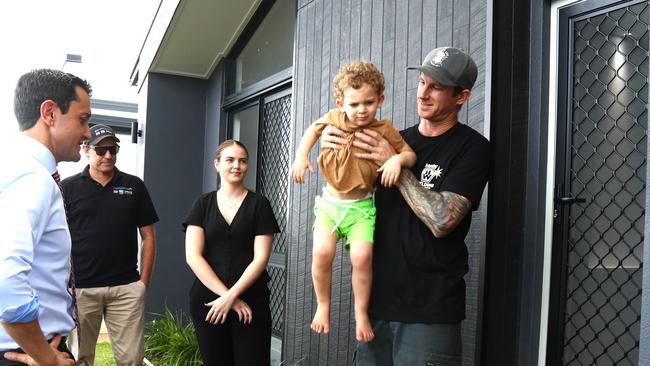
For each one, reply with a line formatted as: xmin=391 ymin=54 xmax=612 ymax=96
xmin=0 ymin=336 xmax=72 ymax=366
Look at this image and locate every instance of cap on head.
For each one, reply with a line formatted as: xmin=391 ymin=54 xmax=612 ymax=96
xmin=86 ymin=124 xmax=120 ymax=146
xmin=408 ymin=47 xmax=478 ymax=90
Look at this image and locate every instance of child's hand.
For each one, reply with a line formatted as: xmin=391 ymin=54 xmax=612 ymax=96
xmin=378 ymin=155 xmax=402 ymax=187
xmin=290 ymin=157 xmax=314 ymax=184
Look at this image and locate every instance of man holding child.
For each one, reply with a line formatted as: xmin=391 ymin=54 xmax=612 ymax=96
xmin=324 ymin=47 xmax=492 ymax=366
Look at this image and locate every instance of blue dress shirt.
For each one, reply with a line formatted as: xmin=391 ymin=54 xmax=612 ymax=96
xmin=0 ymin=134 xmax=75 ymax=350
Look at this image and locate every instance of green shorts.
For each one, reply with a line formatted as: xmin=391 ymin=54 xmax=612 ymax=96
xmin=313 ymin=194 xmax=376 ymax=250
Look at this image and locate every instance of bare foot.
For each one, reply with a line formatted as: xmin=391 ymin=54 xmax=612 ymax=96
xmin=355 ymin=313 xmax=374 ymax=342
xmin=310 ymin=305 xmax=330 ymax=334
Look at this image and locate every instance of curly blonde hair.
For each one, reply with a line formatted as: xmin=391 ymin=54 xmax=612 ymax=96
xmin=333 ymin=61 xmax=385 ymax=100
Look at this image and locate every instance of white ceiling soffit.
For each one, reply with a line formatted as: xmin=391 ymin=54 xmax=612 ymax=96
xmin=151 ymin=0 xmax=262 ymax=79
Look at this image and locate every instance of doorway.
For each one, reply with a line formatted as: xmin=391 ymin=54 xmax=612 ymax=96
xmin=549 ymin=0 xmax=648 ymax=365
xmin=227 ymin=86 xmax=291 ymax=366
xmin=228 ymin=87 xmax=291 ymax=339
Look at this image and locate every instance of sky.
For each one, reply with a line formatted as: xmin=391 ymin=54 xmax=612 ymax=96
xmin=0 ymin=0 xmax=159 ymax=136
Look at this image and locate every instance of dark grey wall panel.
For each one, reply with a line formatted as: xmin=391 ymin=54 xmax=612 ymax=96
xmin=203 ymin=62 xmax=228 ymax=192
xmin=286 ymin=0 xmax=489 ymax=365
xmin=285 ymin=1 xmax=314 ymax=362
xmin=381 ymin=0 xmax=396 ymax=123
xmin=143 ymin=73 xmax=207 ymax=320
xmin=405 ymin=0 xmax=423 ymax=128
xmin=392 ymin=0 xmax=408 ymax=128
xmin=463 ymin=0 xmax=488 ymax=364
xmin=359 ymin=0 xmax=372 ymax=60
xmin=370 ymin=0 xmax=383 ymax=67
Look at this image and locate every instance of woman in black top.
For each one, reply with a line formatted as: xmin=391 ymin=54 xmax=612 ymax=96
xmin=183 ymin=140 xmax=280 ymax=365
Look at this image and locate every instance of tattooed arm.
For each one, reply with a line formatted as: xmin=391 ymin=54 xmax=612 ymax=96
xmin=396 ymin=169 xmax=472 ymax=238
xmin=346 ymin=127 xmax=475 ymax=237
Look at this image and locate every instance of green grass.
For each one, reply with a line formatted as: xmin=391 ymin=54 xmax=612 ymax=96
xmin=94 ymin=342 xmax=116 ymax=366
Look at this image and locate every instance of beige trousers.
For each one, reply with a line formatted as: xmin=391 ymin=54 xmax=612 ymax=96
xmin=70 ymin=280 xmax=147 ymax=366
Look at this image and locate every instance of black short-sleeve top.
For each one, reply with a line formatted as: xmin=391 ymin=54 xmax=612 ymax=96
xmin=371 ymin=123 xmax=492 ymax=323
xmin=182 ymin=190 xmax=280 ymax=301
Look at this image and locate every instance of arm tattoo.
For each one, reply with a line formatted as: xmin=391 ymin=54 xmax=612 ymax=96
xmin=396 ymin=170 xmax=472 ymax=238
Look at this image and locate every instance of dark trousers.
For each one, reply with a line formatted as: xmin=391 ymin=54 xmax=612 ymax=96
xmin=190 ymin=282 xmax=271 ymax=366
xmin=0 ymin=337 xmax=72 ymax=366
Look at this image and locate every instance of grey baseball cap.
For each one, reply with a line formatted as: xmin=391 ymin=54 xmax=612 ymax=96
xmin=86 ymin=124 xmax=120 ymax=146
xmin=408 ymin=47 xmax=478 ymax=90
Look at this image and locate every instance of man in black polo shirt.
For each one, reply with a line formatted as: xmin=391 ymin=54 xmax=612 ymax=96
xmin=325 ymin=47 xmax=492 ymax=365
xmin=62 ymin=124 xmax=158 ymax=366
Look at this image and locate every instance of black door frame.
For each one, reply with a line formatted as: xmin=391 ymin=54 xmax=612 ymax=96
xmin=481 ymin=0 xmax=551 ymax=365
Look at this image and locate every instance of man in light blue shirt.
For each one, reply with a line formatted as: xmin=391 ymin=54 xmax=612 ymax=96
xmin=0 ymin=69 xmax=92 ymax=366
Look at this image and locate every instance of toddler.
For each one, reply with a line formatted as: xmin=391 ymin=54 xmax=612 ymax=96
xmin=290 ymin=61 xmax=416 ymax=342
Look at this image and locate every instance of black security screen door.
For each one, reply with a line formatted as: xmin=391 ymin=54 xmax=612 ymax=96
xmin=258 ymin=88 xmax=291 ymax=337
xmin=226 ymin=86 xmax=291 ymax=342
xmin=549 ymin=1 xmax=648 ymax=365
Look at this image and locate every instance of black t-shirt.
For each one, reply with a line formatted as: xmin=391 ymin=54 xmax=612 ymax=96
xmin=62 ymin=166 xmax=159 ymax=288
xmin=182 ymin=191 xmax=280 ymax=303
xmin=369 ymin=122 xmax=492 ymax=323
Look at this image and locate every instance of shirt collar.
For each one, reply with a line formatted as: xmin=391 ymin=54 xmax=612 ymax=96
xmin=18 ymin=134 xmax=57 ymax=175
xmin=81 ymin=165 xmax=123 ymax=181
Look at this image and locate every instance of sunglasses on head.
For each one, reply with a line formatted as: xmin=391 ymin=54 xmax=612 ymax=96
xmin=91 ymin=145 xmax=120 ymax=155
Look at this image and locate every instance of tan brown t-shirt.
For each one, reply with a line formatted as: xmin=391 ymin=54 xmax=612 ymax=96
xmin=313 ymin=109 xmax=407 ymax=194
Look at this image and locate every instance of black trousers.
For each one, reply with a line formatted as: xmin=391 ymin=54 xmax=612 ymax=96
xmin=0 ymin=336 xmax=72 ymax=366
xmin=189 ymin=281 xmax=271 ymax=366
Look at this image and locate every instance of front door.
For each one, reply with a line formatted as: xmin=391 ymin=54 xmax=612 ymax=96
xmin=549 ymin=1 xmax=648 ymax=365
xmin=257 ymin=88 xmax=291 ymax=339
xmin=228 ymin=86 xmax=291 ymax=347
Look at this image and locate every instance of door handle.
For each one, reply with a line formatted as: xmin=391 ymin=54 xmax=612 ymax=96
xmin=554 ymin=196 xmax=586 ymax=204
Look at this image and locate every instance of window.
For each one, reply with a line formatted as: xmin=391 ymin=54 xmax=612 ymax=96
xmin=234 ymin=0 xmax=295 ymax=92
xmin=230 ymin=103 xmax=260 ymax=189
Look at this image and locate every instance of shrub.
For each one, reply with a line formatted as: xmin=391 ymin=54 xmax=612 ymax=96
xmin=144 ymin=306 xmax=201 ymax=365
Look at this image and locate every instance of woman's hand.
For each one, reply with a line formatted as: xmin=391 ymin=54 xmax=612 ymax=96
xmin=232 ymin=298 xmax=253 ymax=324
xmin=204 ymin=293 xmax=236 ymax=324
xmin=205 ymin=296 xmax=253 ymax=324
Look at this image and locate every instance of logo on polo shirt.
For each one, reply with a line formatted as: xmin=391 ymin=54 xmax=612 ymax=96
xmin=113 ymin=186 xmax=134 ymax=195
xmin=420 ymin=163 xmax=443 ymax=189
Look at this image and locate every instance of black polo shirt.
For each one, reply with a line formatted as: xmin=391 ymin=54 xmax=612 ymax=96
xmin=62 ymin=166 xmax=159 ymax=288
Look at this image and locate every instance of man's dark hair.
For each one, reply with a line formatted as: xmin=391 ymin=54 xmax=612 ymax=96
xmin=453 ymin=86 xmax=466 ymax=110
xmin=13 ymin=69 xmax=93 ymax=131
